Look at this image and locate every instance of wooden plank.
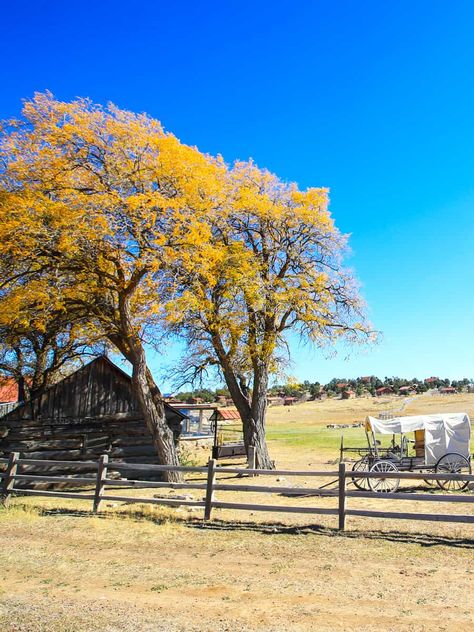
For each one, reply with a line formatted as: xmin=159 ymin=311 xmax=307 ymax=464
xmin=215 ymin=468 xmax=339 ymax=477
xmin=19 ymin=459 xmax=99 ymax=467
xmin=13 ymin=449 xmax=103 ymax=460
xmin=103 ymin=479 xmax=207 ymax=490
xmin=247 ymin=446 xmax=256 ymax=476
xmin=13 ymin=489 xmax=96 ymax=500
xmin=212 ymin=483 xmax=338 ymax=496
xmin=104 ymin=456 xmax=161 ymax=465
xmin=0 ymin=417 xmax=145 ymax=434
xmin=347 ymin=471 xmax=474 ymax=481
xmin=4 ymin=440 xmax=88 ymax=451
xmin=1 ymin=424 xmax=149 ymax=441
xmin=346 ymin=509 xmax=474 ymax=524
xmin=338 ymin=462 xmax=346 ymax=531
xmin=93 ymin=454 xmax=109 ymax=513
xmin=212 ymin=501 xmax=338 ymax=515
xmin=14 ymin=474 xmax=97 ymax=485
xmin=105 ymin=462 xmax=208 ymax=473
xmin=346 ymin=490 xmax=474 ymax=502
xmin=204 ymin=458 xmax=217 ymax=520
xmin=1 ymin=452 xmax=19 ymax=506
xmin=100 ymin=494 xmax=205 ymax=507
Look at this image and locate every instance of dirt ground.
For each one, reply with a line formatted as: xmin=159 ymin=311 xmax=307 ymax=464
xmin=1 ymin=392 xmax=473 ymax=631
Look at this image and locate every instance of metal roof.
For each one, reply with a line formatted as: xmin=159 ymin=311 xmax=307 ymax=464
xmin=0 ymin=379 xmax=19 ymax=403
xmin=213 ymin=407 xmax=241 ymax=420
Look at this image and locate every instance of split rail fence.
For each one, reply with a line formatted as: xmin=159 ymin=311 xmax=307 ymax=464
xmin=1 ymin=453 xmax=473 ymax=531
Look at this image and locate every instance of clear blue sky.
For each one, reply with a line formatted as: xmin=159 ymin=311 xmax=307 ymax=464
xmin=2 ymin=1 xmax=473 ymax=386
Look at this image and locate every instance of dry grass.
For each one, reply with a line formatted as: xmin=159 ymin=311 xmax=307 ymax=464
xmin=1 ymin=392 xmax=473 ymax=631
xmin=0 ymin=499 xmax=473 ymax=632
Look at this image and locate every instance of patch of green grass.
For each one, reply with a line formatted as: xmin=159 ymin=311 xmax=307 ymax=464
xmin=267 ymin=424 xmax=394 ymax=454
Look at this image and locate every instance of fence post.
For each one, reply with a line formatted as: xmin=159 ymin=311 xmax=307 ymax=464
xmin=247 ymin=446 xmax=256 ymax=476
xmin=1 ymin=452 xmax=19 ymax=507
xmin=338 ymin=461 xmax=346 ymax=531
xmin=204 ymin=458 xmax=217 ymax=520
xmin=93 ymin=454 xmax=109 ymax=514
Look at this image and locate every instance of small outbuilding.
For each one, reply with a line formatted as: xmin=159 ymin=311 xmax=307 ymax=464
xmin=375 ymin=386 xmax=394 ymax=396
xmin=398 ymin=385 xmax=417 ymax=395
xmin=210 ymin=407 xmax=246 ymax=460
xmin=0 ymin=356 xmax=186 ymax=476
xmin=341 ymin=390 xmax=355 ymax=399
xmin=439 ymin=387 xmax=456 ymax=395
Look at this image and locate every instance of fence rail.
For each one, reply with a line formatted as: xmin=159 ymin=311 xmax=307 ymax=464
xmin=1 ymin=454 xmax=473 ymax=530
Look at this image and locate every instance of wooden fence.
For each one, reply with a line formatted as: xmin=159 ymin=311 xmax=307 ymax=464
xmin=1 ymin=454 xmax=473 ymax=531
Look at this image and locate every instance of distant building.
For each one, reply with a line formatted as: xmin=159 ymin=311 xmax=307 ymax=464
xmin=439 ymin=387 xmax=456 ymax=395
xmin=267 ymin=396 xmax=284 ymax=407
xmin=341 ymin=390 xmax=355 ymax=399
xmin=283 ymin=397 xmax=298 ymax=406
xmin=398 ymin=385 xmax=417 ymax=395
xmin=0 ymin=378 xmax=21 ymax=417
xmin=424 ymin=377 xmax=439 ymax=384
xmin=375 ymin=386 xmax=394 ymax=396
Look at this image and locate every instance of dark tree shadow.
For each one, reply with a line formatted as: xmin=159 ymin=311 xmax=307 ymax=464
xmin=10 ymin=501 xmax=474 ymax=550
xmin=189 ymin=518 xmax=474 ymax=549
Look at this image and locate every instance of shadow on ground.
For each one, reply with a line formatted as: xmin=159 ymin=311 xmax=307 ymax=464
xmin=27 ymin=502 xmax=474 ymax=550
xmin=190 ymin=518 xmax=474 ymax=549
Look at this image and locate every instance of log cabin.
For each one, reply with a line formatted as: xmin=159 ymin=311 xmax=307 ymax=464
xmin=0 ymin=356 xmax=186 ymax=479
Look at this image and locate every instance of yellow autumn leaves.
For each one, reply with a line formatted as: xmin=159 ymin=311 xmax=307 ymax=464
xmin=0 ymin=92 xmax=370 ymax=373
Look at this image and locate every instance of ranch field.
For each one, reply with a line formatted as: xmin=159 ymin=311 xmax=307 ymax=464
xmin=1 ymin=393 xmax=473 ymax=631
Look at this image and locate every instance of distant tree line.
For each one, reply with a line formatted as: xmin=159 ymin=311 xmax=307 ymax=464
xmin=170 ymin=376 xmax=472 ymax=402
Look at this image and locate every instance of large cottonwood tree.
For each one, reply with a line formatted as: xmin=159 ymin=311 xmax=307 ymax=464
xmin=0 ymin=93 xmax=223 ymax=480
xmin=164 ymin=162 xmax=374 ymax=468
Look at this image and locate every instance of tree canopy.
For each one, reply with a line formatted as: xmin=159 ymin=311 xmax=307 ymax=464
xmin=1 ymin=92 xmax=374 ymax=470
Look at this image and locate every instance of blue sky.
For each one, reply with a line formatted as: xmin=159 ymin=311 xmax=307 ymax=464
xmin=2 ymin=1 xmax=473 ymax=386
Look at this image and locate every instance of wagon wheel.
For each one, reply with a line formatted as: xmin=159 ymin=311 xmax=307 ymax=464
xmin=435 ymin=453 xmax=471 ymax=492
xmin=368 ymin=460 xmax=400 ymax=493
xmin=351 ymin=457 xmax=370 ymax=491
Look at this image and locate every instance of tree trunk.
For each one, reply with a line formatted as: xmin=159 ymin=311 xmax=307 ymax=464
xmin=111 ymin=300 xmax=182 ymax=482
xmin=244 ymin=363 xmax=274 ymax=469
xmin=130 ymin=345 xmax=182 ymax=482
xmin=215 ymin=342 xmax=274 ymax=470
xmin=145 ymin=366 xmax=181 ymax=444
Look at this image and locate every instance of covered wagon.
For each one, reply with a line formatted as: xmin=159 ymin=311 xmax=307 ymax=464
xmin=349 ymin=412 xmax=471 ymax=492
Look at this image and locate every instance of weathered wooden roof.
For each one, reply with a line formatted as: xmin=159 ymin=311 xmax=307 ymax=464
xmin=1 ymin=356 xmax=186 ymax=423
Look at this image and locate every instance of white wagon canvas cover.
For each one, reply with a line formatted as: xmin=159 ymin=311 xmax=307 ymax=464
xmin=367 ymin=413 xmax=471 ymax=466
